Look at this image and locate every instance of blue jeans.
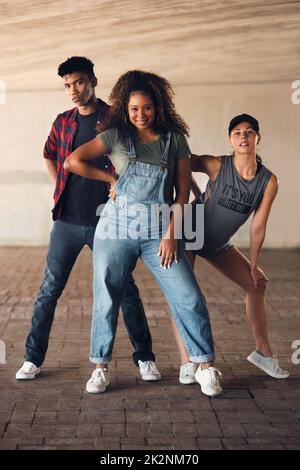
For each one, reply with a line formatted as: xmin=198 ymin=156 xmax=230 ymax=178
xmin=90 ymin=200 xmax=215 ymax=364
xmin=25 ymin=220 xmax=154 ymax=367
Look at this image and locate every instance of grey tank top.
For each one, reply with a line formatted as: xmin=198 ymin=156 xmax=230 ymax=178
xmin=196 ymin=156 xmax=273 ymax=257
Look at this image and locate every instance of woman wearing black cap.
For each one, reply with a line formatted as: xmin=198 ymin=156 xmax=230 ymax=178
xmin=174 ymin=114 xmax=290 ymax=385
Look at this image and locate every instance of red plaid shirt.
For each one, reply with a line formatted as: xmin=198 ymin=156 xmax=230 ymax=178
xmin=44 ymin=98 xmax=111 ymax=220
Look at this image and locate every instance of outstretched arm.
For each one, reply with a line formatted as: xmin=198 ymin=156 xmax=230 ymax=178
xmin=191 ymin=153 xmax=222 ymax=178
xmin=250 ymin=174 xmax=279 ymax=287
xmin=63 ymin=137 xmax=116 ymax=185
xmin=190 ymin=154 xmax=222 ymax=198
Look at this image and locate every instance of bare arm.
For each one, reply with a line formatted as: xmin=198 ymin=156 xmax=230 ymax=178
xmin=63 ymin=137 xmax=116 ymax=185
xmin=250 ymin=174 xmax=279 ymax=286
xmin=45 ymin=159 xmax=58 ymax=185
xmin=174 ymin=156 xmax=192 ymax=211
xmin=191 ymin=175 xmax=202 ymax=199
xmin=158 ymin=156 xmax=191 ymax=268
xmin=190 ymin=154 xmax=222 ymax=198
xmin=191 ymin=153 xmax=222 ymax=180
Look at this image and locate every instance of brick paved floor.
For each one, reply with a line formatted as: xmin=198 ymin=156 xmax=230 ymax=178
xmin=0 ymin=247 xmax=299 ymax=450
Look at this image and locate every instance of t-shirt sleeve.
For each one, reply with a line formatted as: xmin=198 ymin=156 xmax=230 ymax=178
xmin=175 ymin=133 xmax=191 ymax=160
xmin=97 ymin=128 xmax=119 ymax=153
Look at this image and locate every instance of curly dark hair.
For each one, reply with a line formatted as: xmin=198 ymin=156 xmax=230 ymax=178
xmin=98 ymin=70 xmax=189 ymax=136
xmin=57 ymin=56 xmax=95 ymax=79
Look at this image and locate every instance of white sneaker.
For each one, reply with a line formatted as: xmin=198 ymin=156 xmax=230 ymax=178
xmin=247 ymin=350 xmax=290 ymax=379
xmin=86 ymin=368 xmax=109 ymax=393
xmin=179 ymin=362 xmax=197 ymax=384
xmin=16 ymin=361 xmax=40 ymax=380
xmin=195 ymin=366 xmax=222 ymax=397
xmin=138 ymin=360 xmax=161 ymax=381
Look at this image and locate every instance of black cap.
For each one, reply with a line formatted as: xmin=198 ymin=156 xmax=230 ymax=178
xmin=228 ymin=114 xmax=259 ymax=135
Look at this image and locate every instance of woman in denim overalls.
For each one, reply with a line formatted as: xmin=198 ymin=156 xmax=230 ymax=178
xmin=65 ymin=70 xmax=222 ymax=396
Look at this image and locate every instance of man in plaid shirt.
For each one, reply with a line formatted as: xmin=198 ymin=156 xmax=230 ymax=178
xmin=16 ymin=57 xmax=161 ymax=382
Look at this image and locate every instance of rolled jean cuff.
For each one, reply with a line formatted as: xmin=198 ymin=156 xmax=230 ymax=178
xmin=25 ymin=355 xmax=43 ymax=368
xmin=132 ymin=351 xmax=155 ymax=367
xmin=189 ymin=353 xmax=215 ymax=363
xmin=89 ymin=355 xmax=112 ymax=364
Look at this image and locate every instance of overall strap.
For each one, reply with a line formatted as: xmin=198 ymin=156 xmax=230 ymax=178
xmin=125 ymin=134 xmax=137 ymax=166
xmin=126 ymin=131 xmax=171 ymax=168
xmin=160 ymin=132 xmax=172 ymax=169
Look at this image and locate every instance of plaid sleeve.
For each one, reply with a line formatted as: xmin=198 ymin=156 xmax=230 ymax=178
xmin=43 ymin=116 xmax=59 ymax=160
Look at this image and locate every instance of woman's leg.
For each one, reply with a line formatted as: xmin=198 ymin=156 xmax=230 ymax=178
xmin=87 ymin=225 xmax=155 ymax=367
xmin=140 ymin=239 xmax=222 ymax=395
xmin=173 ymin=246 xmax=272 ymax=361
xmin=140 ymin=239 xmax=215 ymax=365
xmin=170 ymin=250 xmax=196 ymax=365
xmin=185 ymin=250 xmax=196 ymax=268
xmin=206 ymin=246 xmax=272 ymax=356
xmin=90 ymin=235 xmax=140 ymax=368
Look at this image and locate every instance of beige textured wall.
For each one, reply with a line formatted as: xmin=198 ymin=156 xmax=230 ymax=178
xmin=0 ymin=81 xmax=299 ymax=247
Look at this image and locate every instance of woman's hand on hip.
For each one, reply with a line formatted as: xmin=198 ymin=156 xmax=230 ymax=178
xmin=109 ymin=178 xmax=118 ymax=203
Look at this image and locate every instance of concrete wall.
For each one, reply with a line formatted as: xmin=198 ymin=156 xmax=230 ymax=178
xmin=0 ymin=81 xmax=299 ymax=247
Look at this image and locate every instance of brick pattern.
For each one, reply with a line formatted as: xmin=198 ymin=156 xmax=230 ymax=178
xmin=0 ymin=247 xmax=299 ymax=450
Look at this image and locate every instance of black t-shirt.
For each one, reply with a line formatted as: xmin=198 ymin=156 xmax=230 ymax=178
xmin=60 ymin=110 xmax=109 ymax=226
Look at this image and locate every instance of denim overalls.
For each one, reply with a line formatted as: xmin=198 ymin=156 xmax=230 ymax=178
xmin=91 ymin=132 xmax=215 ymax=364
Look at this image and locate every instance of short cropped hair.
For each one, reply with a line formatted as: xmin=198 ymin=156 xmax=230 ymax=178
xmin=57 ymin=56 xmax=95 ymax=79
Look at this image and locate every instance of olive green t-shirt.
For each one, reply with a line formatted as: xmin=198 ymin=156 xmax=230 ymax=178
xmin=97 ymin=128 xmax=190 ymax=203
